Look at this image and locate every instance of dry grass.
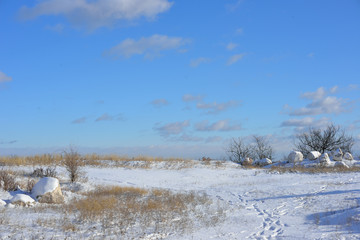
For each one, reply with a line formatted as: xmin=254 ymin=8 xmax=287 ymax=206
xmin=66 ymin=185 xmax=225 ymax=237
xmin=269 ymin=165 xmax=360 ymax=174
xmin=0 ymin=170 xmax=17 ymax=191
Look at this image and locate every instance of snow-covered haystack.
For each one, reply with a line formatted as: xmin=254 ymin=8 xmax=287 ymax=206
xmin=31 ymin=177 xmax=64 ymax=204
xmin=253 ymin=158 xmax=272 ymax=166
xmin=288 ymin=151 xmax=303 ymax=163
xmin=332 ymin=148 xmax=343 ymax=161
xmin=10 ymin=194 xmax=35 ymax=207
xmin=0 ymin=199 xmax=6 ymax=206
xmin=307 ymin=151 xmax=321 ymax=161
xmin=319 ymin=153 xmax=331 ymax=166
xmin=344 ymin=152 xmax=354 ymax=161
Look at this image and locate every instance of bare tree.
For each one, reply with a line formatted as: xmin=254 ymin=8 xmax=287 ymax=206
xmin=63 ymin=146 xmax=83 ymax=183
xmin=295 ymin=123 xmax=354 ymax=156
xmin=227 ymin=135 xmax=274 ymax=163
xmin=252 ymin=135 xmax=274 ymax=160
xmin=227 ymin=138 xmax=253 ymax=163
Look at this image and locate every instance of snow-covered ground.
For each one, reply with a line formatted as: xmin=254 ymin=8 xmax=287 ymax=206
xmin=1 ymin=160 xmax=360 ymax=239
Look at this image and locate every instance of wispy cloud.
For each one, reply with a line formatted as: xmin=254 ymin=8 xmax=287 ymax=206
xmin=0 ymin=71 xmax=12 ymax=83
xmin=307 ymin=52 xmax=315 ymax=58
xmin=150 ymin=98 xmax=169 ymax=107
xmin=182 ymin=94 xmax=204 ymax=103
xmin=227 ymin=53 xmax=246 ymax=65
xmin=195 ymin=120 xmax=242 ymax=131
xmin=169 ymin=134 xmax=203 ymax=142
xmin=45 ymin=23 xmax=64 ymax=33
xmin=226 ymin=42 xmax=238 ymax=51
xmin=0 ymin=140 xmax=17 ymax=145
xmin=190 ymin=57 xmax=211 ymax=67
xmin=71 ymin=117 xmax=87 ymax=124
xmin=154 ymin=120 xmax=190 ymax=137
xmin=205 ymin=136 xmax=223 ymax=143
xmin=19 ymin=0 xmax=173 ymax=30
xmin=281 ymin=117 xmax=330 ymax=128
xmin=226 ymin=0 xmax=244 ymax=11
xmin=104 ymin=34 xmax=190 ymax=59
xmin=236 ymin=28 xmax=243 ymax=35
xmin=95 ymin=113 xmax=124 ymax=122
xmin=196 ymin=100 xmax=239 ymax=114
xmin=285 ymin=87 xmax=352 ymax=116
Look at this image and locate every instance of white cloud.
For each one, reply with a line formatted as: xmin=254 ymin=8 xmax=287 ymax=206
xmin=182 ymin=94 xmax=204 ymax=102
xmin=150 ymin=98 xmax=168 ymax=107
xmin=196 ymin=100 xmax=239 ymax=114
xmin=190 ymin=57 xmax=211 ymax=67
xmin=104 ymin=34 xmax=190 ymax=59
xmin=195 ymin=120 xmax=242 ymax=132
xmin=227 ymin=53 xmax=245 ymax=65
xmin=287 ymin=87 xmax=352 ymax=116
xmin=19 ymin=0 xmax=173 ymax=30
xmin=0 ymin=71 xmax=12 ymax=83
xmin=226 ymin=42 xmax=237 ymax=51
xmin=154 ymin=120 xmax=190 ymax=137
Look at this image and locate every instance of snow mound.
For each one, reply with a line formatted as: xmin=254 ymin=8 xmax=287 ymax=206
xmin=288 ymin=151 xmax=303 ymax=163
xmin=344 ymin=152 xmax=353 ymax=161
xmin=319 ymin=153 xmax=331 ymax=166
xmin=10 ymin=194 xmax=34 ymax=206
xmin=334 ymin=161 xmax=349 ymax=168
xmin=307 ymin=151 xmax=321 ymax=160
xmin=0 ymin=199 xmax=6 ymax=206
xmin=253 ymin=158 xmax=272 ymax=166
xmin=31 ymin=177 xmax=60 ymax=199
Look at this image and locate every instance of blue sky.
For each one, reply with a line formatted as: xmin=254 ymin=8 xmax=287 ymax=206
xmin=1 ymin=0 xmax=360 ymax=158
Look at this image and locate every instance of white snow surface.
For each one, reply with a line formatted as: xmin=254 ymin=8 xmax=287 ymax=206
xmin=0 ymin=199 xmax=6 ymax=206
xmin=31 ymin=177 xmax=59 ymax=199
xmin=0 ymin=160 xmax=360 ymax=239
xmin=9 ymin=194 xmax=34 ymax=204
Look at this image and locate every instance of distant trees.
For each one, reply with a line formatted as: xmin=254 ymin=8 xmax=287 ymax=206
xmin=227 ymin=135 xmax=274 ymax=163
xmin=294 ymin=123 xmax=354 ymax=156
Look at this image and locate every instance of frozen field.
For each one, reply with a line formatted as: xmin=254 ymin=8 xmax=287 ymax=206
xmin=1 ymin=160 xmax=360 ymax=239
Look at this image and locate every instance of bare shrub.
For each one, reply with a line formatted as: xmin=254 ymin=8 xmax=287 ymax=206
xmin=26 ymin=178 xmax=36 ymax=192
xmin=0 ymin=170 xmax=17 ymax=191
xmin=31 ymin=166 xmax=57 ymax=178
xmin=227 ymin=136 xmax=274 ymax=163
xmin=295 ymin=123 xmax=354 ymax=156
xmin=63 ymin=147 xmax=83 ymax=183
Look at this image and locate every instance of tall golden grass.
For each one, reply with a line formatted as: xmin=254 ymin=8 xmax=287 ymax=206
xmin=66 ymin=185 xmax=225 ymax=236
